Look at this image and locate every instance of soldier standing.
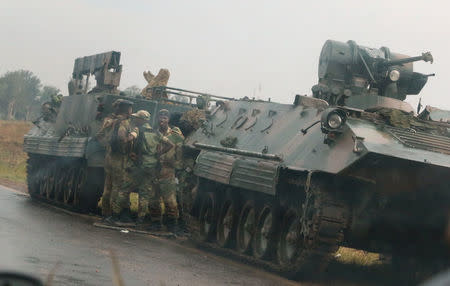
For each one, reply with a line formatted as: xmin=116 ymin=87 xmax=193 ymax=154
xmin=96 ymin=99 xmax=132 ymax=217
xmin=124 ymin=110 xmax=174 ymax=227
xmin=175 ymin=108 xmax=206 ymax=226
xmin=150 ymin=109 xmax=184 ymax=232
xmin=105 ymin=100 xmax=138 ymax=224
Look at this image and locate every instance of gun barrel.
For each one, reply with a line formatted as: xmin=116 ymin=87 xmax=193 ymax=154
xmin=384 ymin=55 xmax=425 ymax=67
xmin=384 ymin=52 xmax=433 ymax=67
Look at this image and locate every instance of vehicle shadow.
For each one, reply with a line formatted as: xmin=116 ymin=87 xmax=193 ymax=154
xmin=312 ymin=260 xmax=416 ymax=286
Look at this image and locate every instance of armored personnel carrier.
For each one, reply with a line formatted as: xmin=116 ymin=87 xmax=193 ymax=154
xmin=24 ymin=51 xmax=228 ymax=212
xmin=185 ymin=40 xmax=450 ymax=278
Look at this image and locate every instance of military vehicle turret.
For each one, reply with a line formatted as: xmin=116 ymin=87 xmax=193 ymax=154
xmin=185 ymin=40 xmax=450 ymax=278
xmin=24 ymin=51 xmax=229 ymax=212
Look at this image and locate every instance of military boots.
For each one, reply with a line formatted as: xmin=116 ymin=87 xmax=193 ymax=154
xmin=116 ymin=209 xmax=134 ymax=226
xmin=103 ymin=213 xmax=120 ymax=225
xmin=147 ymin=221 xmax=163 ymax=232
xmin=136 ymin=216 xmax=153 ymax=229
xmin=166 ymin=218 xmax=182 ymax=234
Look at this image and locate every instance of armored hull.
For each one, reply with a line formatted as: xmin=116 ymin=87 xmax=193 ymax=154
xmin=183 ymin=40 xmax=450 ymax=279
xmin=184 ymin=95 xmax=450 ymax=278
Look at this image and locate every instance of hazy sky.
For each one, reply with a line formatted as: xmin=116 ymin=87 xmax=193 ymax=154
xmin=1 ymin=0 xmax=449 ymax=109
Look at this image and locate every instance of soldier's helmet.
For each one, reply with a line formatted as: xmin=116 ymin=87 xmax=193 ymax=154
xmin=158 ymin=109 xmax=170 ymax=118
xmin=131 ymin=110 xmax=151 ymax=121
xmin=112 ymin=99 xmax=134 ymax=108
xmin=112 ymin=99 xmax=123 ymax=108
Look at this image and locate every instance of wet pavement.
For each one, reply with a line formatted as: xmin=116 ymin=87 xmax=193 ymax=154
xmin=0 ymin=186 xmax=302 ymax=286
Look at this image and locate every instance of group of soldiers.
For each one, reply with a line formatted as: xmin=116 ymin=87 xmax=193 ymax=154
xmin=96 ymin=99 xmax=185 ymax=232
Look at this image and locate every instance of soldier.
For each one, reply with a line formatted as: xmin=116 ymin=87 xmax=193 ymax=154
xmin=96 ymin=99 xmax=132 ymax=217
xmin=51 ymin=94 xmax=63 ymax=109
xmin=150 ymin=109 xmax=184 ymax=232
xmin=124 ymin=110 xmax=173 ymax=227
xmin=96 ymin=106 xmax=115 ymax=217
xmin=40 ymin=102 xmax=57 ymax=122
xmin=169 ymin=110 xmax=204 ymax=228
xmin=37 ymin=93 xmax=63 ymax=124
xmin=110 ymin=108 xmax=141 ymax=225
xmin=102 ymin=99 xmax=138 ymax=224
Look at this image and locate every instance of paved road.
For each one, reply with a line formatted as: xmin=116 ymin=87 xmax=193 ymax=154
xmin=0 ymin=186 xmax=303 ymax=286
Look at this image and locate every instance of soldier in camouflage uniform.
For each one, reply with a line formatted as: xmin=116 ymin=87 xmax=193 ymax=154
xmin=96 ymin=99 xmax=133 ymax=217
xmin=38 ymin=93 xmax=64 ymax=124
xmin=51 ymin=94 xmax=63 ymax=109
xmin=151 ymin=109 xmax=184 ymax=232
xmin=176 ymin=108 xmax=206 ymax=220
xmin=97 ymin=99 xmax=137 ymax=223
xmin=103 ymin=100 xmax=139 ymax=224
xmin=176 ymin=156 xmax=196 ymax=220
xmin=40 ymin=102 xmax=57 ymax=122
xmin=123 ymin=110 xmax=174 ymax=227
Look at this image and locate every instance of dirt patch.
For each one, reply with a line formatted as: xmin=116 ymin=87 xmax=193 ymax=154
xmin=0 ymin=177 xmax=28 ymax=194
xmin=0 ymin=120 xmax=31 ymax=184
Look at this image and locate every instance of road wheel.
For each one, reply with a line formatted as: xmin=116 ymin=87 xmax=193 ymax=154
xmin=46 ymin=166 xmax=55 ymax=200
xmin=216 ymin=196 xmax=238 ymax=248
xmin=253 ymin=203 xmax=276 ymax=259
xmin=277 ymin=208 xmax=301 ymax=267
xmin=63 ymin=168 xmax=76 ymax=204
xmin=78 ymin=166 xmax=103 ymax=213
xmin=236 ymin=200 xmax=256 ymax=254
xmin=39 ymin=169 xmax=48 ymax=197
xmin=73 ymin=165 xmax=87 ymax=207
xmin=26 ymin=155 xmax=39 ymax=197
xmin=198 ymin=192 xmax=216 ymax=242
xmin=54 ymin=167 xmax=65 ymax=202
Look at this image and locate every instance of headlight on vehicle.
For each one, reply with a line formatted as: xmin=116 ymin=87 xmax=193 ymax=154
xmin=327 ymin=113 xmax=343 ymax=129
xmin=389 ymin=69 xmax=400 ymax=82
xmin=321 ymin=108 xmax=347 ymax=131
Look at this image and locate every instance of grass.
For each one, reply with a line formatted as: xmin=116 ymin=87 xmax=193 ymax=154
xmin=320 ymin=248 xmax=396 ymax=285
xmin=335 ymin=247 xmax=382 ymax=266
xmin=0 ymin=120 xmax=31 ymax=184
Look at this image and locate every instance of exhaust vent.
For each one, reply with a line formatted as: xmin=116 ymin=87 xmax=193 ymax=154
xmin=386 ymin=127 xmax=450 ymax=155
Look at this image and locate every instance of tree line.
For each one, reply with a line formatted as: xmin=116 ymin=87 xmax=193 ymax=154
xmin=0 ymin=70 xmax=149 ymax=121
xmin=0 ymin=69 xmax=189 ymax=121
xmin=0 ymin=70 xmax=60 ymax=121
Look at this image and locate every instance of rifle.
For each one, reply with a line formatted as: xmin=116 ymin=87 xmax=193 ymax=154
xmin=155 ymin=130 xmax=175 ymax=156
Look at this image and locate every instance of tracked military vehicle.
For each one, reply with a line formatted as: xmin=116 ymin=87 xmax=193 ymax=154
xmin=24 ymin=51 xmax=229 ymax=212
xmin=185 ymin=40 xmax=450 ymax=278
xmin=24 ymin=42 xmax=450 ymax=280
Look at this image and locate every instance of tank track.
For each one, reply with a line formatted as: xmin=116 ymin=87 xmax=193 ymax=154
xmin=188 ymin=178 xmax=350 ymax=279
xmin=188 ymin=217 xmax=294 ymax=275
xmin=296 ymin=182 xmax=350 ymax=277
xmin=26 ymin=153 xmax=101 ymax=213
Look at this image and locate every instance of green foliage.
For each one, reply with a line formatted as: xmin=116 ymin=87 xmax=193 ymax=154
xmin=122 ymin=85 xmax=141 ymax=97
xmin=0 ymin=70 xmax=61 ymax=121
xmin=38 ymin=85 xmax=60 ymax=105
xmin=0 ymin=70 xmax=41 ymax=120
